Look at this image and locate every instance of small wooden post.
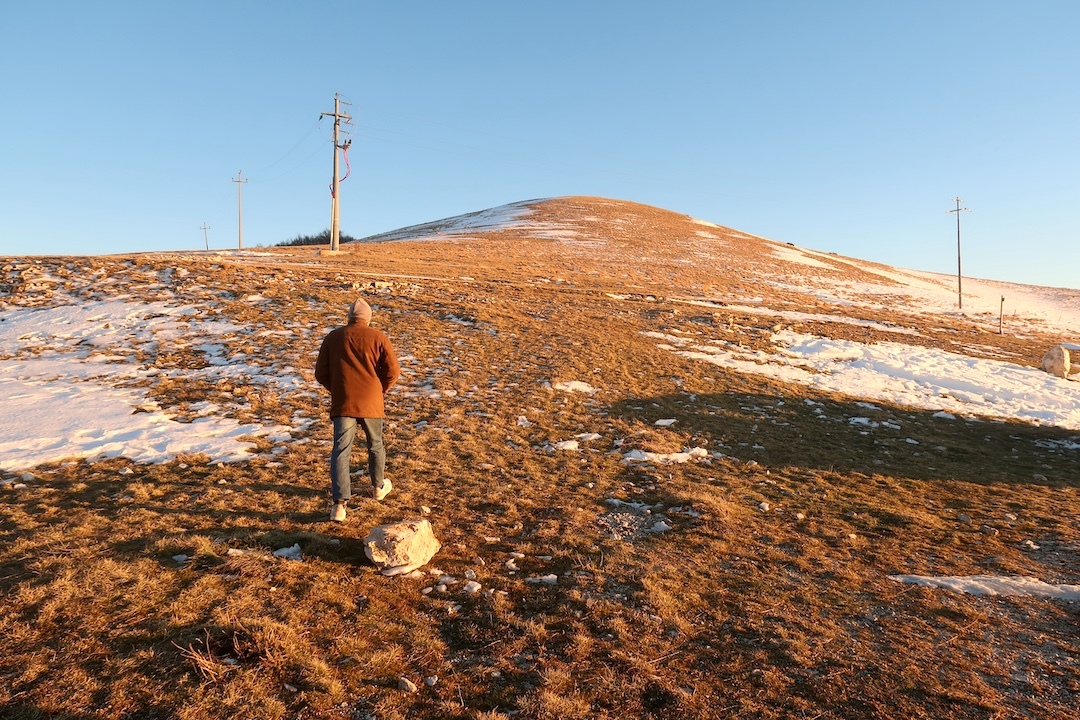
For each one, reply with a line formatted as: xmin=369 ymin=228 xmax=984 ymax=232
xmin=999 ymin=295 xmax=1005 ymax=334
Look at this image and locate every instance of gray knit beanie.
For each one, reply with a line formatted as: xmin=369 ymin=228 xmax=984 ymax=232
xmin=348 ymin=298 xmax=372 ymax=325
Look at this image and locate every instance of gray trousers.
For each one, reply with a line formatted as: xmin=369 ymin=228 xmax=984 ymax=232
xmin=330 ymin=416 xmax=386 ymax=503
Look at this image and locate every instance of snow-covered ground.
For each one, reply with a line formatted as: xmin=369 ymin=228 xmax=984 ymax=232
xmin=0 ymin=299 xmax=297 ymax=472
xmin=645 ymin=327 xmax=1080 ymax=431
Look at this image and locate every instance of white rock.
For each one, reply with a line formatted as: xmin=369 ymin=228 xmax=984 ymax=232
xmin=1041 ymin=344 xmax=1071 ymax=378
xmin=654 ymin=418 xmax=677 ymax=427
xmin=465 ymin=569 xmax=477 ymax=580
xmin=553 ymin=440 xmax=580 ymax=452
xmin=424 ymin=676 xmax=439 ymax=687
xmin=272 ymin=544 xmax=303 ymax=561
xmin=651 ymin=520 xmax=673 ymax=533
xmin=172 ymin=554 xmax=188 ymax=564
xmin=505 ymin=559 xmax=519 ymax=571
xmin=20 ymin=472 xmax=35 ymax=482
xmin=758 ymin=501 xmax=770 ymax=512
xmin=464 ymin=581 xmax=482 ymax=594
xmin=364 ymin=518 xmax=441 ymax=574
xmin=398 ymin=677 xmax=418 ymax=693
xmin=526 ymin=574 xmax=559 ymax=585
xmin=509 ymin=552 xmax=525 ymax=559
xmin=226 ymin=548 xmax=246 ymax=556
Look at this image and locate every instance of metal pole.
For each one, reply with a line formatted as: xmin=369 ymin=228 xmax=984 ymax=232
xmin=331 ymin=95 xmax=341 ymax=252
xmin=232 ymin=171 xmax=248 ymax=250
xmin=200 ymin=223 xmax=210 ymax=251
xmin=947 ymin=197 xmax=969 ymax=310
xmin=320 ymin=94 xmax=352 ymax=253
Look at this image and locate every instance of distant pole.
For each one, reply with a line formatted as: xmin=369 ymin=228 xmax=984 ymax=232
xmin=999 ymin=295 xmax=1005 ymax=334
xmin=232 ymin=171 xmax=248 ymax=249
xmin=320 ymin=94 xmax=353 ymax=252
xmin=200 ymin=223 xmax=210 ymax=251
xmin=947 ymin=197 xmax=970 ymax=309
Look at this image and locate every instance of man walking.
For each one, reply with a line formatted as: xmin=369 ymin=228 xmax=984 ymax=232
xmin=315 ymin=298 xmax=400 ymax=522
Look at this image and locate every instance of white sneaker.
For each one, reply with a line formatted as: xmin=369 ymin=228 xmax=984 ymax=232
xmin=373 ymin=479 xmax=393 ymax=501
xmin=330 ymin=502 xmax=347 ymax=522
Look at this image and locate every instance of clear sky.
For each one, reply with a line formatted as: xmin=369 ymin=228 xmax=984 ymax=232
xmin=1 ymin=1 xmax=1077 ymax=289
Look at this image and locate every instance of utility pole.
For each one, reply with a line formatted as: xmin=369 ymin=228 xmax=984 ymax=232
xmin=947 ymin=197 xmax=970 ymax=309
xmin=320 ymin=94 xmax=353 ymax=252
xmin=200 ymin=223 xmax=210 ymax=251
xmin=232 ymin=171 xmax=248 ymax=249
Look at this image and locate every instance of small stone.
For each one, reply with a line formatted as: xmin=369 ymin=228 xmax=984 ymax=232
xmin=1021 ymin=539 xmax=1041 ymax=551
xmin=464 ymin=581 xmax=482 ymax=594
xmin=1003 ymin=513 xmax=1018 ymax=522
xmin=758 ymin=501 xmax=770 ymax=512
xmin=20 ymin=472 xmax=35 ymax=482
xmin=172 ymin=554 xmax=188 ymax=564
xmin=957 ymin=513 xmax=972 ymax=524
xmin=525 ymin=574 xmax=558 ymax=585
xmin=795 ymin=512 xmax=806 ymax=521
xmin=1032 ymin=474 xmax=1048 ymax=482
xmin=424 ymin=676 xmax=438 ymax=687
xmin=420 ymin=505 xmax=431 ymax=515
xmin=980 ymin=525 xmax=999 ymax=536
xmin=505 ymin=559 xmax=519 ymax=572
xmin=398 ymin=677 xmax=418 ymax=693
xmin=226 ymin=548 xmax=246 ymax=556
xmin=284 ymin=683 xmax=298 ymax=693
xmin=421 ymin=586 xmax=433 ymax=594
xmin=465 ymin=569 xmax=477 ymax=580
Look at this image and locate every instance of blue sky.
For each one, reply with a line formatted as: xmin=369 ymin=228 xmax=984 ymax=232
xmin=1 ymin=1 xmax=1077 ymax=289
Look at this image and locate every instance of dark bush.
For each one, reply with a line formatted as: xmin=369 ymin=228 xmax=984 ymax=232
xmin=277 ymin=229 xmax=360 ymax=247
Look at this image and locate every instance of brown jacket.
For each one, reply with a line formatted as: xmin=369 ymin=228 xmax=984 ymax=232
xmin=314 ymin=319 xmax=400 ymax=418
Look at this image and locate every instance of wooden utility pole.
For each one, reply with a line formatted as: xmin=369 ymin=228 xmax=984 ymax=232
xmin=232 ymin=171 xmax=248 ymax=249
xmin=320 ymin=94 xmax=353 ymax=252
xmin=947 ymin=197 xmax=970 ymax=309
xmin=200 ymin=223 xmax=210 ymax=251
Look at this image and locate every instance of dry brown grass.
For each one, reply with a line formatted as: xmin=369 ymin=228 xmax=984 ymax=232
xmin=2 ymin=198 xmax=1079 ymax=718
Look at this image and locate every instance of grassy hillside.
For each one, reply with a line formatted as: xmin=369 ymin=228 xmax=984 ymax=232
xmin=2 ymin=198 xmax=1079 ymax=719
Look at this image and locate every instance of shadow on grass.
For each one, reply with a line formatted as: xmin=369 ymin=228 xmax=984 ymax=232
xmin=605 ymin=390 xmax=1080 ymax=488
